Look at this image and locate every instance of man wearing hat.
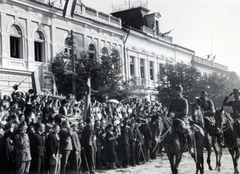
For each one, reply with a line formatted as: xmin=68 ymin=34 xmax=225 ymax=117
xmin=14 ymin=121 xmax=32 ymax=174
xmin=195 ymin=91 xmax=216 ymax=130
xmin=69 ymin=122 xmax=82 ymax=174
xmin=195 ymin=90 xmax=220 ymax=145
xmin=168 ymin=84 xmax=194 ymax=154
xmin=81 ymin=117 xmax=96 ymax=174
xmin=223 ymin=88 xmax=240 ymax=120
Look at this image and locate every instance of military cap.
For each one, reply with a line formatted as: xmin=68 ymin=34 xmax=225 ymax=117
xmin=70 ymin=122 xmax=78 ymax=127
xmin=233 ymin=88 xmax=240 ymax=94
xmin=201 ymin=91 xmax=208 ymax=96
xmin=18 ymin=121 xmax=27 ymax=128
xmin=3 ymin=95 xmax=11 ymax=101
xmin=28 ymin=89 xmax=35 ymax=94
xmin=175 ymin=84 xmax=183 ymax=92
xmin=106 ymin=123 xmax=113 ymax=130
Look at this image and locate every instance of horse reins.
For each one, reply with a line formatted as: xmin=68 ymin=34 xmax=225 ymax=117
xmin=151 ymin=124 xmax=172 ymax=153
xmin=222 ymin=118 xmax=240 ymax=132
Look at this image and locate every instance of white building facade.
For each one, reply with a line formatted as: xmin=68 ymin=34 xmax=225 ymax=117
xmin=0 ymin=0 xmax=228 ymax=100
xmin=124 ymin=28 xmax=194 ymax=101
xmin=0 ymin=0 xmax=125 ymax=95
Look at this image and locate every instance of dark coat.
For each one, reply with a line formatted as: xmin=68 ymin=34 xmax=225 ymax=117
xmin=45 ymin=133 xmax=60 ymax=156
xmin=30 ymin=132 xmax=47 ymax=158
xmin=71 ymin=131 xmax=81 ymax=152
xmin=59 ymin=128 xmax=73 ymax=151
xmin=139 ymin=123 xmax=153 ymax=149
xmin=14 ymin=133 xmax=32 ymax=162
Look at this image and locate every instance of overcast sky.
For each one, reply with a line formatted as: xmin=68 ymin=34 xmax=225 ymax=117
xmin=82 ymin=0 xmax=240 ymax=75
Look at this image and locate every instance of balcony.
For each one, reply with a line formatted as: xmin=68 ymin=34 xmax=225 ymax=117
xmin=193 ymin=56 xmax=228 ymax=72
xmin=141 ymin=26 xmax=173 ymax=43
xmin=28 ymin=0 xmax=122 ymax=28
xmin=112 ymin=0 xmax=148 ymax=13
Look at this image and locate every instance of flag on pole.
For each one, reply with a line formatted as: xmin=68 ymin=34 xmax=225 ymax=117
xmin=161 ymin=29 xmax=174 ymax=37
xmin=52 ymin=74 xmax=58 ymax=96
xmin=83 ymin=78 xmax=91 ymax=122
xmin=63 ymin=0 xmax=77 ymax=18
xmin=31 ymin=64 xmax=44 ymax=95
xmin=210 ymin=54 xmax=216 ymax=62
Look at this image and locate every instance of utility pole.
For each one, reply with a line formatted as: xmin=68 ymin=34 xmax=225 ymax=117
xmin=71 ymin=30 xmax=76 ymax=95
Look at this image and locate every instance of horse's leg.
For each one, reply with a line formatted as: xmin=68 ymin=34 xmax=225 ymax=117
xmin=229 ymin=148 xmax=239 ymax=174
xmin=212 ymin=138 xmax=222 ymax=172
xmin=158 ymin=142 xmax=163 ymax=156
xmin=205 ymin=133 xmax=213 ymax=170
xmin=166 ymin=152 xmax=177 ymax=174
xmin=195 ymin=137 xmax=204 ymax=174
xmin=174 ymin=153 xmax=182 ymax=174
xmin=197 ymin=148 xmax=204 ymax=174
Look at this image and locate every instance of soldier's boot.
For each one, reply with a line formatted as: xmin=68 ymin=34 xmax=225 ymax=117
xmin=184 ymin=128 xmax=194 ymax=155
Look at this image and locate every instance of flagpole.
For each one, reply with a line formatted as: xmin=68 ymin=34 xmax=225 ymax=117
xmin=211 ymin=31 xmax=213 ymax=57
xmin=71 ymin=30 xmax=76 ymax=95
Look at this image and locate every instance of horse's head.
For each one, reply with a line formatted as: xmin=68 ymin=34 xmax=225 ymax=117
xmin=151 ymin=114 xmax=164 ymax=137
xmin=215 ymin=106 xmax=233 ymax=127
xmin=190 ymin=103 xmax=204 ymax=128
xmin=214 ymin=107 xmax=224 ymax=125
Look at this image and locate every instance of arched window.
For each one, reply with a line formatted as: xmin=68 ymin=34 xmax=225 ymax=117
xmin=102 ymin=47 xmax=108 ymax=56
xmin=10 ymin=25 xmax=22 ymax=58
xmin=64 ymin=37 xmax=72 ymax=57
xmin=88 ymin=44 xmax=96 ymax=59
xmin=34 ymin=31 xmax=45 ymax=62
xmin=112 ymin=50 xmax=121 ymax=73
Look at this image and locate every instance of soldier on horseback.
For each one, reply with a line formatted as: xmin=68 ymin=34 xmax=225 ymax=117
xmin=223 ymin=88 xmax=240 ymax=120
xmin=195 ymin=91 xmax=216 ymax=135
xmin=196 ymin=91 xmax=215 ymax=118
xmin=168 ymin=84 xmax=194 ymax=154
xmin=223 ymin=88 xmax=240 ymax=139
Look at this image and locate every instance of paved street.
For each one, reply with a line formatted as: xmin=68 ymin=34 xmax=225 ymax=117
xmin=96 ymin=149 xmax=235 ymax=174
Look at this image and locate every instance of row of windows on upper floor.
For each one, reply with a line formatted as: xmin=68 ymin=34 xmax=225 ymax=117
xmin=129 ymin=56 xmax=164 ymax=81
xmin=9 ymin=25 xmax=119 ymax=62
xmin=9 ymin=24 xmax=161 ymax=82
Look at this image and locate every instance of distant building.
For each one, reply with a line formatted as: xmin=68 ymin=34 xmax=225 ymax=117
xmin=191 ymin=55 xmax=228 ymax=75
xmin=111 ymin=1 xmax=194 ymax=101
xmin=0 ymin=0 xmax=124 ymax=95
xmin=0 ymin=0 xmax=229 ymax=100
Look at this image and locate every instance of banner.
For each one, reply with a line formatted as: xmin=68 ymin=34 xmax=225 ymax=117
xmin=83 ymin=78 xmax=91 ymax=121
xmin=31 ymin=64 xmax=58 ymax=95
xmin=31 ymin=64 xmax=44 ymax=95
xmin=63 ymin=0 xmax=77 ymax=18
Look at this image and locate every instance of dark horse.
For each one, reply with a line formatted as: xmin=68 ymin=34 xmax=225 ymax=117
xmin=191 ymin=104 xmax=222 ymax=171
xmin=215 ymin=107 xmax=240 ymax=174
xmin=154 ymin=115 xmax=205 ymax=174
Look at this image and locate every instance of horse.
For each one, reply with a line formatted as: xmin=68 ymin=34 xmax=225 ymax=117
xmin=190 ymin=103 xmax=222 ymax=171
xmin=154 ymin=115 xmax=205 ymax=174
xmin=215 ymin=107 xmax=240 ymax=174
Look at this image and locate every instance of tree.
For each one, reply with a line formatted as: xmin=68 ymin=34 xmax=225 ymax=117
xmin=156 ymin=63 xmax=240 ymax=110
xmin=156 ymin=63 xmax=201 ymax=108
xmin=52 ymin=49 xmax=136 ymax=102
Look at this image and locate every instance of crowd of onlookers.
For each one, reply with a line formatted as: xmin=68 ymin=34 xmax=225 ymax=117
xmin=0 ymin=87 xmax=165 ymax=174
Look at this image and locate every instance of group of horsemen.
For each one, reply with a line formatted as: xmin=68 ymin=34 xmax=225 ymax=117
xmin=169 ymin=84 xmax=240 ymax=154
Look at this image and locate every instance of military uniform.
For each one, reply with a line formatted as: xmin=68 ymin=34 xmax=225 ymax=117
xmin=168 ymin=85 xmax=193 ymax=153
xmin=223 ymin=95 xmax=240 ymax=120
xmin=169 ymin=96 xmax=189 ymax=121
xmin=15 ymin=127 xmax=32 ymax=174
xmin=196 ymin=98 xmax=215 ymax=117
xmin=196 ymin=96 xmax=215 ymax=134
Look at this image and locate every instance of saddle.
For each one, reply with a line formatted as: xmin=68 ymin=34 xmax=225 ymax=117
xmin=174 ymin=118 xmax=204 ymax=143
xmin=204 ymin=116 xmax=215 ymax=136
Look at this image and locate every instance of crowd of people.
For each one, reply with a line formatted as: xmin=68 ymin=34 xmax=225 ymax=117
xmin=0 ymin=87 xmax=165 ymax=174
xmin=0 ymin=84 xmax=239 ymax=174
